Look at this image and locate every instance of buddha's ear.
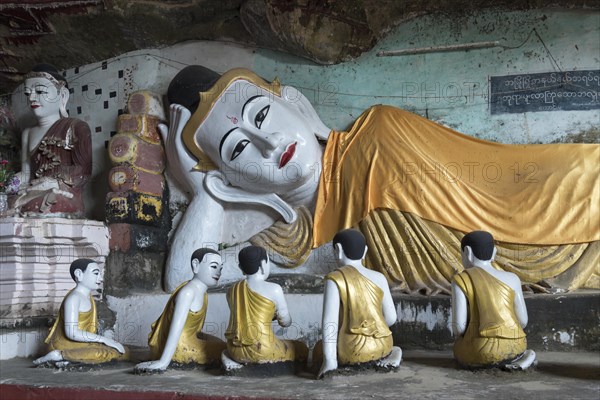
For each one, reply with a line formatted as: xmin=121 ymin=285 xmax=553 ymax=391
xmin=59 ymin=86 xmax=69 ymax=118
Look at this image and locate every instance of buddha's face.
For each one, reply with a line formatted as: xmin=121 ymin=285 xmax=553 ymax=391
xmin=23 ymin=77 xmax=63 ymax=119
xmin=77 ymin=262 xmax=102 ymax=291
xmin=197 ymin=80 xmax=322 ymax=194
xmin=195 ymin=253 xmax=223 ymax=287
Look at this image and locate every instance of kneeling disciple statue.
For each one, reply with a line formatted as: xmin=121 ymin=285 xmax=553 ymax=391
xmin=221 ymin=246 xmax=307 ymax=372
xmin=452 ymin=231 xmax=536 ymax=370
xmin=33 ymin=259 xmax=128 ymax=367
xmin=317 ymin=229 xmax=401 ymax=378
xmin=135 ymin=249 xmax=226 ymax=372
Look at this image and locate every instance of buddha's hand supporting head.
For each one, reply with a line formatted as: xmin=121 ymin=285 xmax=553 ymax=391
xmin=158 ymin=104 xmax=205 ymax=196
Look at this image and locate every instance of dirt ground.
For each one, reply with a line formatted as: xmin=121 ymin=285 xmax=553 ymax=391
xmin=0 ymin=350 xmax=598 ymax=400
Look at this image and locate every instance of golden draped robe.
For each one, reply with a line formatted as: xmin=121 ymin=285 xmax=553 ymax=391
xmin=452 ymin=267 xmax=527 ymax=367
xmin=326 ymin=266 xmax=393 ymax=364
xmin=45 ymin=293 xmax=128 ymax=364
xmin=148 ymin=282 xmax=225 ymax=365
xmin=254 ymin=105 xmax=599 ymax=294
xmin=224 ymin=281 xmax=307 ymax=364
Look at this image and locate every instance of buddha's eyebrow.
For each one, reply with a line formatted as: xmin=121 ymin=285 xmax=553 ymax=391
xmin=241 ymin=95 xmax=264 ymax=120
xmin=219 ymin=127 xmax=239 ymax=160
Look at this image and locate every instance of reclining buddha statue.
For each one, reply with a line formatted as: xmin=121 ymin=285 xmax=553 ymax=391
xmin=159 ymin=65 xmax=599 ymax=295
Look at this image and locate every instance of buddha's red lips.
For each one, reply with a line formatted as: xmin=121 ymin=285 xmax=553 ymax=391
xmin=279 ymin=142 xmax=297 ymax=169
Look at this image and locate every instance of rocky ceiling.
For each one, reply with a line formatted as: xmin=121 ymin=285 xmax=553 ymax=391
xmin=0 ymin=0 xmax=597 ymax=93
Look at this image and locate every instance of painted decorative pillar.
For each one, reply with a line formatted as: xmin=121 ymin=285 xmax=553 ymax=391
xmin=105 ymin=91 xmax=170 ymax=296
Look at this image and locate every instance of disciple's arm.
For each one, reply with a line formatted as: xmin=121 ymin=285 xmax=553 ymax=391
xmin=511 ymin=275 xmax=528 ymax=328
xmin=136 ymin=285 xmax=197 ymax=371
xmin=62 ymin=293 xmax=125 ymax=353
xmin=271 ymin=284 xmax=292 ymax=327
xmin=319 ymin=279 xmax=340 ymax=378
xmin=379 ymin=276 xmax=397 ymax=327
xmin=451 ymin=281 xmax=467 ymax=336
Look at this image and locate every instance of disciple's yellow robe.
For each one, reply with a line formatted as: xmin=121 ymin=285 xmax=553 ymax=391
xmin=452 ymin=267 xmax=527 ymax=367
xmin=326 ymin=266 xmax=393 ymax=364
xmin=45 ymin=293 xmax=128 ymax=363
xmin=224 ymin=281 xmax=307 ymax=363
xmin=148 ymin=282 xmax=225 ymax=365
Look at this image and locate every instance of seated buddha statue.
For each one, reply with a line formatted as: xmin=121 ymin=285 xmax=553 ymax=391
xmin=160 ymin=65 xmax=598 ymax=296
xmin=33 ymin=259 xmax=128 ymax=367
xmin=222 ymin=246 xmax=307 ymax=371
xmin=135 ymin=248 xmax=226 ymax=372
xmin=452 ymin=231 xmax=536 ymax=370
xmin=316 ymin=229 xmax=402 ymax=378
xmin=13 ymin=63 xmax=92 ymax=217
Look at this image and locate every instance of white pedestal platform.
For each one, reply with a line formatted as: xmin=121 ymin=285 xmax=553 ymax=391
xmin=0 ymin=217 xmax=109 ymax=359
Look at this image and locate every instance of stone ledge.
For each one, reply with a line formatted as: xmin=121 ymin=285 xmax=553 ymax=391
xmin=2 ymin=286 xmax=597 ymax=361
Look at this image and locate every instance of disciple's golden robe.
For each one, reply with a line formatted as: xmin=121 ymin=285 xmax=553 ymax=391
xmin=326 ymin=266 xmax=393 ymax=364
xmin=45 ymin=293 xmax=128 ymax=364
xmin=225 ymin=281 xmax=307 ymax=363
xmin=452 ymin=268 xmax=527 ymax=367
xmin=148 ymin=283 xmax=225 ymax=365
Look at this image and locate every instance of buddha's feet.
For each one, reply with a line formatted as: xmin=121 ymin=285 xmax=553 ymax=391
xmin=503 ymin=350 xmax=537 ymax=371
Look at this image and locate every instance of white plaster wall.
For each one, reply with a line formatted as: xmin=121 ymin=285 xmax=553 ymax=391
xmin=254 ymin=9 xmax=600 ymax=143
xmin=0 ymin=328 xmax=46 ymax=360
xmin=107 ymin=292 xmax=324 ymax=348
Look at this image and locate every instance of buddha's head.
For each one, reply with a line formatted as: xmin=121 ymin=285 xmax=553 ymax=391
xmin=69 ymin=258 xmax=101 ymax=290
xmin=238 ymin=245 xmax=270 ymax=278
xmin=460 ymin=230 xmax=496 ymax=267
xmin=190 ymin=248 xmax=223 ymax=287
xmin=23 ymin=64 xmax=69 ymax=120
xmin=168 ymin=66 xmax=329 ymax=195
